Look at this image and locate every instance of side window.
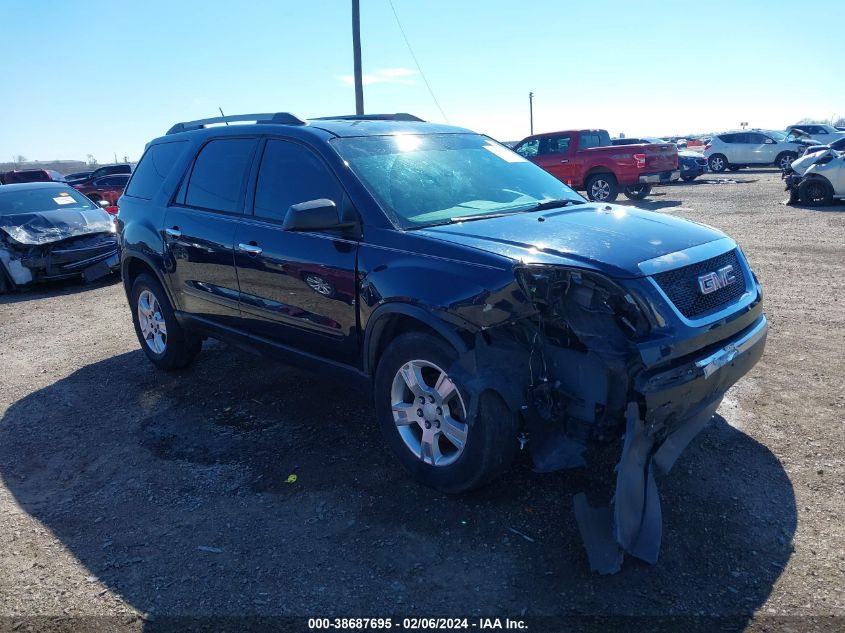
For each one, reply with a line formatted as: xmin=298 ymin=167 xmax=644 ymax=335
xmin=814 ymin=126 xmax=828 ymax=135
xmin=185 ymin=138 xmax=257 ymax=213
xmin=125 ymin=140 xmax=187 ymax=200
xmin=718 ymin=134 xmax=734 ymax=143
xmin=546 ymin=135 xmax=571 ymax=154
xmin=746 ymin=133 xmax=766 ymax=144
xmin=253 ymin=140 xmax=341 ymax=222
xmin=579 ymin=133 xmax=602 ymax=149
xmin=514 ymin=139 xmax=539 ymax=158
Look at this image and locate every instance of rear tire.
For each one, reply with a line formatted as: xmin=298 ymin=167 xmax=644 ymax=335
xmin=623 ymin=184 xmax=652 ymax=200
xmin=798 ymin=178 xmax=833 ymax=206
xmin=708 ymin=154 xmax=728 ymax=172
xmin=130 ymin=273 xmax=201 ymax=370
xmin=374 ymin=332 xmax=519 ymax=494
xmin=585 ymin=174 xmax=619 ymax=202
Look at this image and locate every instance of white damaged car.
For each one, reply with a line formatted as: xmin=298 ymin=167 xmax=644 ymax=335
xmin=783 ymin=149 xmax=845 ymax=206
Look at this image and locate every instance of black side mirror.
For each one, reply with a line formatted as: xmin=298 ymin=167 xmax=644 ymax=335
xmin=283 ymin=199 xmax=355 ymax=232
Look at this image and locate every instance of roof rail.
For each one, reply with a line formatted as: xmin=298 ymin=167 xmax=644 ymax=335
xmin=311 ymin=113 xmax=425 ymax=122
xmin=166 ymin=112 xmax=306 ymax=135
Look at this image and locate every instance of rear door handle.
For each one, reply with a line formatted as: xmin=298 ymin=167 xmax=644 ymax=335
xmin=164 ymin=227 xmax=181 ymax=238
xmin=238 ymin=242 xmax=263 ymax=256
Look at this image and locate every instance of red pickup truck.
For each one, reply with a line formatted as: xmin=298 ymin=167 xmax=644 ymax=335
xmin=512 ymin=129 xmax=679 ymax=202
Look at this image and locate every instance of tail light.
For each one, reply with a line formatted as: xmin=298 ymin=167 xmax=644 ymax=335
xmin=105 ymin=205 xmax=119 ymax=215
xmin=633 ymin=153 xmax=646 ymax=169
xmin=704 ymin=143 xmax=711 ymax=151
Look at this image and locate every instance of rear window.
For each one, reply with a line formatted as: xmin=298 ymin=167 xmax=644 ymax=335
xmin=0 ymin=187 xmax=98 ymax=216
xmin=184 ymin=138 xmax=257 ymax=213
xmin=579 ymin=131 xmax=611 ymax=149
xmin=125 ymin=141 xmax=187 ymax=200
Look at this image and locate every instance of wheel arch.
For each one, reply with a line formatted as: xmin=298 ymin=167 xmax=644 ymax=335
xmin=363 ymin=303 xmax=470 ymax=376
xmin=583 ymin=167 xmax=618 ymax=181
xmin=121 ymin=253 xmax=175 ymax=307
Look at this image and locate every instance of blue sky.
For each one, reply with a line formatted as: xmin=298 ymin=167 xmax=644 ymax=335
xmin=2 ymin=0 xmax=843 ymax=163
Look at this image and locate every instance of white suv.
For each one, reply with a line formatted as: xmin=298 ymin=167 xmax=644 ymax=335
xmin=785 ymin=124 xmax=845 ymax=144
xmin=704 ymin=131 xmax=804 ymax=172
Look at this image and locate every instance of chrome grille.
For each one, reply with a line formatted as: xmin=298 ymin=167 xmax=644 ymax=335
xmin=652 ymin=249 xmax=747 ymax=319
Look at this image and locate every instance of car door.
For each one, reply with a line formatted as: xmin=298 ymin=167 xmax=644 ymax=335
xmin=727 ymin=133 xmax=752 ymax=163
xmin=233 ymin=138 xmax=359 ymax=364
xmin=745 ymin=133 xmax=776 ymax=164
xmin=531 ymin=135 xmax=576 ymax=185
xmin=163 ymin=136 xmax=258 ymax=329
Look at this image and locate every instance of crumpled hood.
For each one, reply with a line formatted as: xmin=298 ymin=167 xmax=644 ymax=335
xmin=416 ymin=203 xmax=726 ymax=278
xmin=0 ymin=208 xmax=114 ymax=246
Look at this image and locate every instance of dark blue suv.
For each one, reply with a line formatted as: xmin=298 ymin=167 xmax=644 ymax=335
xmin=117 ymin=112 xmax=767 ymax=569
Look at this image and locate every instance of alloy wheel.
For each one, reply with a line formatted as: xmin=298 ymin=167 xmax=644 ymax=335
xmin=390 ymin=359 xmax=468 ymax=467
xmin=710 ymin=156 xmax=724 ymax=171
xmin=137 ymin=289 xmax=167 ymax=354
xmin=591 ymin=179 xmax=611 ymax=201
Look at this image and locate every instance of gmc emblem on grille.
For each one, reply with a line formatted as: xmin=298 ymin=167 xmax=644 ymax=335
xmin=698 ymin=265 xmax=737 ymax=295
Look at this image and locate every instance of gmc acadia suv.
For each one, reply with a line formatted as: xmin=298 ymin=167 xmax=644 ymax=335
xmin=117 ymin=112 xmax=767 ymax=570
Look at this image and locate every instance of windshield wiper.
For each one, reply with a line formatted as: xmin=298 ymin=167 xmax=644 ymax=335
xmin=531 ymin=198 xmax=586 ymax=211
xmin=446 ymin=211 xmax=525 ymax=223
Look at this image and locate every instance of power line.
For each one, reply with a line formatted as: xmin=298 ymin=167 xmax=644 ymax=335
xmin=387 ymin=0 xmax=449 ymax=123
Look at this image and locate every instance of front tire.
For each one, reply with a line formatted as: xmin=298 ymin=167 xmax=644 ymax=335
xmin=708 ymin=154 xmax=728 ymax=172
xmin=130 ymin=273 xmax=201 ymax=370
xmin=585 ymin=174 xmax=619 ymax=202
xmin=375 ymin=332 xmax=519 ymax=494
xmin=776 ymin=152 xmax=797 ymax=171
xmin=623 ymin=184 xmax=652 ymax=200
xmin=798 ymin=178 xmax=833 ymax=206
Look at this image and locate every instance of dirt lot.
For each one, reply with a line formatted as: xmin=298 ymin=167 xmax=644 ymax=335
xmin=1 ymin=170 xmax=843 ymax=632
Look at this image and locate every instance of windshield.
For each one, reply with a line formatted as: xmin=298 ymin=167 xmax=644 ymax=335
xmin=0 ymin=186 xmax=99 ymax=216
xmin=331 ymin=133 xmax=584 ymax=228
xmin=768 ymin=131 xmax=787 ymax=141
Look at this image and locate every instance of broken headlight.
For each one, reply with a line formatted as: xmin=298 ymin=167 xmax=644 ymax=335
xmin=517 ymin=266 xmax=651 ymax=339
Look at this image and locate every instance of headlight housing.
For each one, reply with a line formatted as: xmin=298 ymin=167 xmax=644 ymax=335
xmin=516 ymin=265 xmax=651 ymax=339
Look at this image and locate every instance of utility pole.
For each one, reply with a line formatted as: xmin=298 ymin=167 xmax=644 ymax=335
xmin=529 ymin=92 xmax=534 ymax=135
xmin=352 ymin=0 xmax=364 ymax=115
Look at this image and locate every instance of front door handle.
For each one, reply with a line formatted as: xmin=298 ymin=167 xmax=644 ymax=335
xmin=164 ymin=227 xmax=181 ymax=238
xmin=560 ymin=159 xmax=569 ymax=164
xmin=238 ymin=242 xmax=263 ymax=256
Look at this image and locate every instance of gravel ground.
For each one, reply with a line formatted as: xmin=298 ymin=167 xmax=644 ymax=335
xmin=0 ymin=169 xmax=843 ymax=632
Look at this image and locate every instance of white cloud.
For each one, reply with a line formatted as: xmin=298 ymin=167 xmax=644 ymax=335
xmin=337 ymin=67 xmax=417 ymax=86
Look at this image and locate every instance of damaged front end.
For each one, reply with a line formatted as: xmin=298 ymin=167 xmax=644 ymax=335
xmin=448 ymin=245 xmax=767 ymax=574
xmin=0 ymin=212 xmax=119 ymax=291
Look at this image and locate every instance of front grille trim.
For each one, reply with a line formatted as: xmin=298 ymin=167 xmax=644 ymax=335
xmin=651 ymin=249 xmax=747 ymax=319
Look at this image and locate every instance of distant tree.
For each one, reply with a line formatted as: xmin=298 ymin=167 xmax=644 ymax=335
xmin=834 ymin=117 xmax=845 ymax=127
xmin=86 ymin=154 xmax=98 ymax=166
xmin=14 ymin=154 xmax=27 ymax=165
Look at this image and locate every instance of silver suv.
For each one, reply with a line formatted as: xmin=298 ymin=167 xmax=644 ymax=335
xmin=704 ymin=131 xmax=804 ymax=172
